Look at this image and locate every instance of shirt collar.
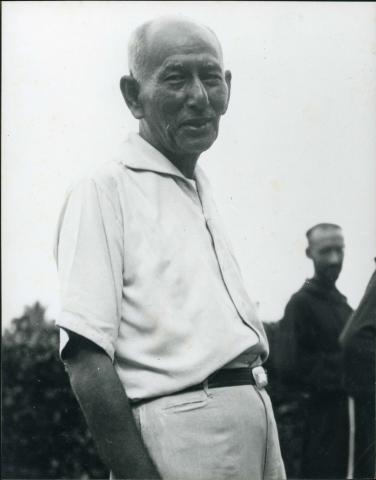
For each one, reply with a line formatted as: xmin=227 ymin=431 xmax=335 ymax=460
xmin=120 ymin=132 xmax=192 ymax=181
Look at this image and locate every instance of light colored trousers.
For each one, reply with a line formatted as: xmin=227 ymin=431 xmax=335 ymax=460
xmin=131 ymin=384 xmax=286 ymax=480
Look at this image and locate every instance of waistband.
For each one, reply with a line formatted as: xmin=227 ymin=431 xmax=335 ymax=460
xmin=132 ymin=366 xmax=268 ymax=407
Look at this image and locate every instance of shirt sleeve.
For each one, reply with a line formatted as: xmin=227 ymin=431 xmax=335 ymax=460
xmin=54 ymin=178 xmax=123 ymax=361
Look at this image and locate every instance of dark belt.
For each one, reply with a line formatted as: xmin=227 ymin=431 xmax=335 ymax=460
xmin=132 ymin=367 xmax=268 ymax=407
xmin=182 ymin=367 xmax=257 ymax=393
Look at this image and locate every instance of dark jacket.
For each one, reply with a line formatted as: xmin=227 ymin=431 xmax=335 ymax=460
xmin=340 ymin=270 xmax=376 ymax=396
xmin=277 ymin=278 xmax=353 ymax=395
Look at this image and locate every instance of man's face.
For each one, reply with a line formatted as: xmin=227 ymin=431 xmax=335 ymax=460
xmin=307 ymin=228 xmax=345 ymax=284
xmin=136 ymin=22 xmax=231 ymax=161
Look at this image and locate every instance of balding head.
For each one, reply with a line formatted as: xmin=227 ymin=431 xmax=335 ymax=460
xmin=128 ymin=16 xmax=223 ymax=82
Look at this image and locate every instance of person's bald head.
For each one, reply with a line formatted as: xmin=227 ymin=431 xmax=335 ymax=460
xmin=128 ymin=16 xmax=224 ymax=82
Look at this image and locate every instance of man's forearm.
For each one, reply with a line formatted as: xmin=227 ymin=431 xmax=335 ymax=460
xmin=65 ymin=339 xmax=161 ymax=479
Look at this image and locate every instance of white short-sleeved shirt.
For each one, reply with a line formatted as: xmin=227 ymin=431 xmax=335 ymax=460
xmin=55 ymin=133 xmax=268 ymax=400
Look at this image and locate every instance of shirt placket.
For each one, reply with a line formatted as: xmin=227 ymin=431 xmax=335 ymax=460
xmin=193 ymin=171 xmax=263 ymax=340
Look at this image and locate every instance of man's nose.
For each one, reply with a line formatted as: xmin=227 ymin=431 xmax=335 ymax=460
xmin=328 ymin=251 xmax=342 ymax=265
xmin=186 ymin=77 xmax=209 ymax=109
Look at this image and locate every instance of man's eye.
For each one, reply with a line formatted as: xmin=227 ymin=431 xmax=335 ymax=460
xmin=165 ymin=75 xmax=185 ymax=83
xmin=203 ymin=74 xmax=222 ymax=83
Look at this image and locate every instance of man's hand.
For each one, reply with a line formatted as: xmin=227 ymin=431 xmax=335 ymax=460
xmin=63 ymin=333 xmax=161 ymax=479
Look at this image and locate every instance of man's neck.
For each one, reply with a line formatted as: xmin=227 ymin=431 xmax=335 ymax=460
xmin=170 ymin=156 xmax=198 ymax=179
xmin=139 ymin=129 xmax=198 ymax=180
xmin=312 ymin=273 xmax=336 ymax=290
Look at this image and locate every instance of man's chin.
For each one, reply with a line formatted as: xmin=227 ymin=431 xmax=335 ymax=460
xmin=325 ymin=271 xmax=341 ymax=284
xmin=178 ymin=135 xmax=217 ymax=156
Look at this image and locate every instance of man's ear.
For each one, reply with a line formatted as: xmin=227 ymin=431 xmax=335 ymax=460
xmin=120 ymin=75 xmax=144 ymax=119
xmin=222 ymin=70 xmax=232 ymax=114
xmin=306 ymin=247 xmax=312 ymax=259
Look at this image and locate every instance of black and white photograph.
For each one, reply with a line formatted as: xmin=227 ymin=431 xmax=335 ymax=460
xmin=2 ymin=2 xmax=376 ymax=479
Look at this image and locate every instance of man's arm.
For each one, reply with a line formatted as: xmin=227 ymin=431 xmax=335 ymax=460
xmin=63 ymin=333 xmax=161 ymax=479
xmin=274 ymin=299 xmax=300 ymax=384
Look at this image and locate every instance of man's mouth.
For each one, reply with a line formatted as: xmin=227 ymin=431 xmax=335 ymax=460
xmin=180 ymin=117 xmax=213 ymax=130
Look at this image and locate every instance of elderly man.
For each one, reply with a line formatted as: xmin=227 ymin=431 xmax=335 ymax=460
xmin=277 ymin=223 xmax=352 ymax=479
xmin=54 ymin=16 xmax=285 ymax=480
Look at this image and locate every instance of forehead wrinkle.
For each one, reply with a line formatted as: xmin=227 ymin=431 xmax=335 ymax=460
xmin=143 ymin=24 xmax=223 ymax=76
xmin=128 ymin=16 xmax=225 ymax=82
xmin=159 ymin=53 xmax=223 ymax=73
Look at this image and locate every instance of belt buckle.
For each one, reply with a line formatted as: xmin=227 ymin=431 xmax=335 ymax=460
xmin=252 ymin=366 xmax=268 ymax=389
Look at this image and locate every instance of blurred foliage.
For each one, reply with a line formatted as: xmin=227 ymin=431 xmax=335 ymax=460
xmin=2 ymin=302 xmax=108 ymax=479
xmin=2 ymin=304 xmax=304 ymax=479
